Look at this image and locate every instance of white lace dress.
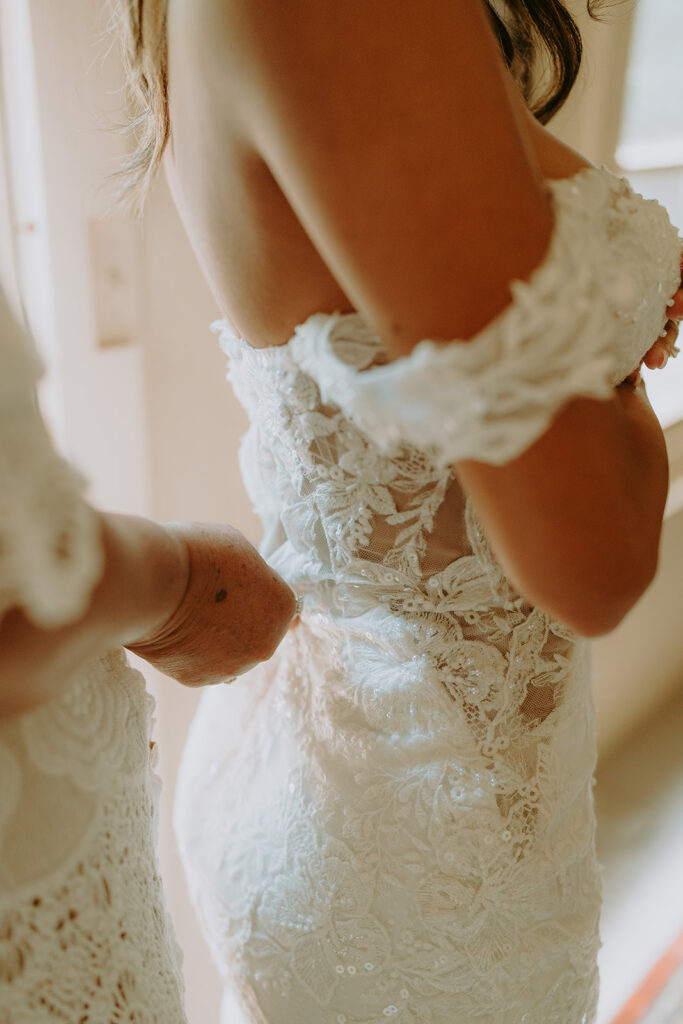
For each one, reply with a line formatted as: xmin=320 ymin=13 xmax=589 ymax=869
xmin=0 ymin=292 xmax=187 ymax=1023
xmin=174 ymin=166 xmax=682 ymax=1024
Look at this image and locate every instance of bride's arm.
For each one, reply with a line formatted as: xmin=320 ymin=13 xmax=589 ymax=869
xmin=173 ymin=0 xmax=672 ymax=637
xmin=457 ymin=380 xmax=668 ymax=636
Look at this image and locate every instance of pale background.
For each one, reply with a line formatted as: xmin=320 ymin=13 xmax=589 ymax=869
xmin=0 ymin=1 xmax=682 ymax=1021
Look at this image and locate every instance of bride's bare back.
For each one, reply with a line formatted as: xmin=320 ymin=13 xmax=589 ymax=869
xmin=162 ymin=0 xmax=668 ymax=638
xmin=164 ymin=0 xmax=591 ymax=352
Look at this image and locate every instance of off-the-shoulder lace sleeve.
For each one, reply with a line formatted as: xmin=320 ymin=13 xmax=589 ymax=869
xmin=0 ymin=290 xmax=103 ymax=627
xmin=293 ymin=167 xmax=682 ymax=466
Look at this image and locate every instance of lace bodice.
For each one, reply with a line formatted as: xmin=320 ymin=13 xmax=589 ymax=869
xmin=216 ymin=168 xmax=680 ymax=614
xmin=0 ymin=291 xmax=187 ymax=1022
xmin=175 ymin=166 xmax=680 ymax=1023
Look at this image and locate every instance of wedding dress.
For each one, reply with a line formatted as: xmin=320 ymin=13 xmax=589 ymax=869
xmin=0 ymin=291 xmax=187 ymax=1023
xmin=174 ymin=166 xmax=682 ymax=1024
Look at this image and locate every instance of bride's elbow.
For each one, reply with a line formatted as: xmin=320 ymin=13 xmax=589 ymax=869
xmin=516 ymin=544 xmax=659 ymax=639
xmin=561 ymin=588 xmax=646 ymax=639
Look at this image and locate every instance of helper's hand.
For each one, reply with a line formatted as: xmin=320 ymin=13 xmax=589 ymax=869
xmin=0 ymin=513 xmax=190 ymax=716
xmin=126 ymin=523 xmax=297 ymax=687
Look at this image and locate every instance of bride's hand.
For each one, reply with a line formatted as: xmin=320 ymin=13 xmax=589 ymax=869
xmin=126 ymin=523 xmax=297 ymax=687
xmin=623 ymin=275 xmax=683 ymax=385
xmin=643 ymin=312 xmax=681 ymax=370
xmin=644 ymin=261 xmax=683 ymax=370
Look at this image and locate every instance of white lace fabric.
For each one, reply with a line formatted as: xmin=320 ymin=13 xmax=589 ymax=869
xmin=0 ymin=653 xmax=187 ymax=1024
xmin=0 ymin=296 xmax=187 ymax=1023
xmin=294 ymin=168 xmax=682 ymax=466
xmin=174 ymin=166 xmax=678 ymax=1023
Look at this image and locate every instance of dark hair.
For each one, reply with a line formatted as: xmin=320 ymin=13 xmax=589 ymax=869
xmin=484 ymin=0 xmax=607 ymax=125
xmin=110 ymin=0 xmax=609 ymax=212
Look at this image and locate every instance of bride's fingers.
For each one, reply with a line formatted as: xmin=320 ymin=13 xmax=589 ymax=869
xmin=642 ymin=342 xmax=665 ymax=371
xmin=663 ymin=318 xmax=680 ymax=355
xmin=667 ymin=288 xmax=683 ymax=321
xmin=643 ymin=320 xmax=680 ymax=370
xmin=641 ymin=322 xmax=679 ymax=372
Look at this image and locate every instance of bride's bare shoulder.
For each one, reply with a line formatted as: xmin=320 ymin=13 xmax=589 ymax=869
xmin=171 ymin=0 xmax=517 ymax=113
xmin=169 ymin=0 xmax=552 ymax=356
xmin=171 ymin=0 xmax=593 ymax=187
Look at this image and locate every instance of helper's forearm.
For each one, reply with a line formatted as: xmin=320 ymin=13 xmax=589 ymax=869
xmin=0 ymin=513 xmax=189 ymax=717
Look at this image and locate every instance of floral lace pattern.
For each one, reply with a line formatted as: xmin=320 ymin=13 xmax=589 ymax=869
xmin=169 ymin=167 xmax=683 ymax=1024
xmin=0 ymin=652 xmax=187 ymax=1023
xmin=0 ymin=300 xmax=186 ymax=1023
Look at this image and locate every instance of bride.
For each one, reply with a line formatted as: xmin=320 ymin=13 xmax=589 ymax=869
xmin=106 ymin=0 xmax=683 ymax=1020
xmin=115 ymin=0 xmax=679 ymax=1021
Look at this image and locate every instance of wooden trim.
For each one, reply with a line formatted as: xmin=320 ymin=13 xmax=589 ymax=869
xmin=610 ymin=930 xmax=683 ymax=1024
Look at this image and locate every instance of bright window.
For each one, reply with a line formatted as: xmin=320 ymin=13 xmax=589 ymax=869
xmin=617 ymin=0 xmax=683 ymax=171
